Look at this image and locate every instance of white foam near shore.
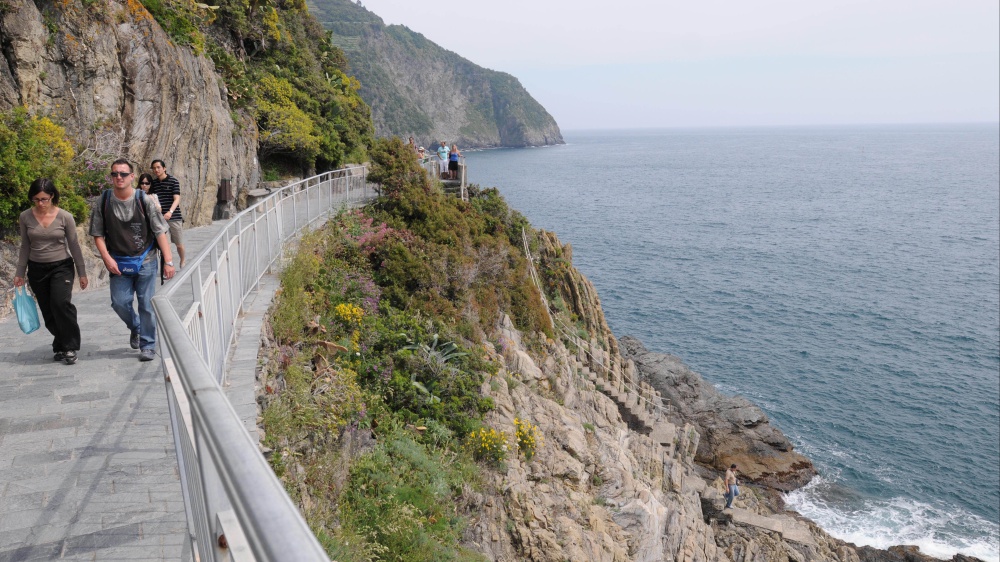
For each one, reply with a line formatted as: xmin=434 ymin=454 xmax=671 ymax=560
xmin=785 ymin=476 xmax=999 ymax=562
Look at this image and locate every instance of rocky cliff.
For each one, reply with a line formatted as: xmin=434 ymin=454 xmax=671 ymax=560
xmin=457 ymin=229 xmax=981 ymax=562
xmin=0 ymin=0 xmax=258 ymax=227
xmin=306 ymin=0 xmax=564 ymax=149
xmin=619 ymin=337 xmax=817 ymax=492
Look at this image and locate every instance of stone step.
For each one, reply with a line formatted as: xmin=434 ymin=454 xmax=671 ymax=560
xmin=650 ymin=422 xmax=676 ymax=446
xmin=728 ymin=508 xmax=818 ymax=548
xmin=634 ymin=412 xmax=654 ymax=430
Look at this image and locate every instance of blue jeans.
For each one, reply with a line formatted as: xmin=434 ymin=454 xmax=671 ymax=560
xmin=726 ymin=484 xmax=738 ymax=508
xmin=109 ymin=257 xmax=157 ymax=351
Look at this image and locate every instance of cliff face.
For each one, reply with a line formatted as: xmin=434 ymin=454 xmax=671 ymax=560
xmin=306 ymin=0 xmax=563 ymax=149
xmin=467 ymin=229 xmax=977 ymax=562
xmin=0 ymin=0 xmax=259 ymax=227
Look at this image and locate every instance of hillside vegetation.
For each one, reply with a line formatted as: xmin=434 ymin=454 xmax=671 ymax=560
xmin=141 ymin=0 xmax=374 ymax=172
xmin=0 ymin=0 xmax=373 ymax=235
xmin=261 ymin=138 xmax=551 ymax=558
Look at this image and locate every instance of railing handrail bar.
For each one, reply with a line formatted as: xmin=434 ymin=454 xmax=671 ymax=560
xmin=161 ymin=166 xmax=365 ymax=299
xmin=153 ymin=300 xmax=329 ymax=559
xmin=153 ymin=165 xmax=369 ymax=560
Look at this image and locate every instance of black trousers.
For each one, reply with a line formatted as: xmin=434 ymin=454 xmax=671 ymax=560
xmin=26 ymin=258 xmax=81 ymax=352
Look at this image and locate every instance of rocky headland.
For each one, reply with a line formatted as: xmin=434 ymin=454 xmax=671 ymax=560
xmin=451 ymin=229 xmax=982 ymax=561
xmin=619 ymin=336 xmax=816 ymax=492
xmin=307 ymin=0 xmax=565 ymax=149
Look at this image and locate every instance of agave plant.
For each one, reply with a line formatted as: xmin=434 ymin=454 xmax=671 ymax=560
xmin=403 ymin=334 xmax=468 ymax=404
xmin=403 ymin=334 xmax=467 ymax=376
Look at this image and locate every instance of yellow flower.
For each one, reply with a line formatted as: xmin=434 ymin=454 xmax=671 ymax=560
xmin=334 ymin=303 xmax=364 ymax=325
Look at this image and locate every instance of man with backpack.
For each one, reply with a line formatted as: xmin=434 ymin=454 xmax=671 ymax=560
xmin=89 ymin=159 xmax=175 ymax=361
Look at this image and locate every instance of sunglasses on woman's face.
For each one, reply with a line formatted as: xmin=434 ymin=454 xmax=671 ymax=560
xmin=140 ymin=181 xmax=151 ymax=186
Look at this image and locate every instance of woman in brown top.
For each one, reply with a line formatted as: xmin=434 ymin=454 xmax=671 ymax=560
xmin=13 ymin=178 xmax=89 ymax=365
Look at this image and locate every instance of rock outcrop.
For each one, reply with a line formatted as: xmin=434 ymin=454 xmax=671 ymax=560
xmin=0 ymin=0 xmax=259 ymax=227
xmin=466 ymin=310 xmax=982 ymax=562
xmin=620 ymin=336 xmax=817 ymax=491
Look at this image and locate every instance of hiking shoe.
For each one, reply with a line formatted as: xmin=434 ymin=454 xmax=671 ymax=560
xmin=53 ymin=351 xmax=65 ymax=362
xmin=130 ymin=329 xmax=140 ymax=349
xmin=63 ymin=350 xmax=77 ymax=365
xmin=139 ymin=349 xmax=155 ymax=362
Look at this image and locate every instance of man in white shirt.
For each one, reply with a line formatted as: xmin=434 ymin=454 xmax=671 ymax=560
xmin=436 ymin=141 xmax=449 ymax=179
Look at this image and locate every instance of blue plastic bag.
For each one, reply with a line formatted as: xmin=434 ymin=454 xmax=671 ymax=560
xmin=14 ymin=285 xmax=40 ymax=334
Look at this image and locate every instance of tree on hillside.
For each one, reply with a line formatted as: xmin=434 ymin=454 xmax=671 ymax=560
xmin=0 ymin=108 xmax=87 ymax=236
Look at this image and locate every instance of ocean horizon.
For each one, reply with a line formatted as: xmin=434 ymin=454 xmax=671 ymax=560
xmin=465 ymin=124 xmax=1000 ymax=561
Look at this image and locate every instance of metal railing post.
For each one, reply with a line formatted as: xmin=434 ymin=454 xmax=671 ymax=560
xmin=292 ymin=187 xmax=298 ymax=232
xmin=191 ymin=267 xmax=211 ymax=365
xmin=210 ymin=247 xmax=226 ymax=383
xmin=251 ymin=207 xmax=260 ymax=293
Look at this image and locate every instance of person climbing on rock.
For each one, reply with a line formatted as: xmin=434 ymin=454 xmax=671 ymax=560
xmin=724 ymin=464 xmax=739 ymax=508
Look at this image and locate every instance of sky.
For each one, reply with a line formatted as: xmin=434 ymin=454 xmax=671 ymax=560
xmin=354 ymin=0 xmax=999 ymax=130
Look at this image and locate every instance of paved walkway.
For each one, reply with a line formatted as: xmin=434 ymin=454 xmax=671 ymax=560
xmin=0 ymin=221 xmax=233 ymax=561
xmin=1 ymin=181 xmax=372 ymax=561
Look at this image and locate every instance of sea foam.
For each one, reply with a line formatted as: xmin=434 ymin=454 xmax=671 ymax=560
xmin=785 ymin=475 xmax=1000 ymax=562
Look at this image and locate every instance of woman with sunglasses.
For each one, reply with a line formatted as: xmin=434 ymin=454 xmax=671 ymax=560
xmin=137 ymin=173 xmax=161 ymax=211
xmin=13 ymin=178 xmax=89 ymax=365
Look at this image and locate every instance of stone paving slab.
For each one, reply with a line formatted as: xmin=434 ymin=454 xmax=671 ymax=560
xmin=729 ymin=507 xmax=819 ymax=548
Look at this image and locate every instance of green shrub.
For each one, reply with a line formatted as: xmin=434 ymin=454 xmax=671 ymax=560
xmin=141 ymin=0 xmax=207 ymax=53
xmin=338 ymin=435 xmax=485 ymax=562
xmin=367 ymin=139 xmax=552 ymax=338
xmin=0 ymin=108 xmax=87 ymax=234
xmin=513 ymin=418 xmax=543 ymax=462
xmin=467 ymin=426 xmax=508 ymax=466
xmin=256 ymin=75 xmax=321 ymax=165
xmin=367 ymin=136 xmax=431 ymax=199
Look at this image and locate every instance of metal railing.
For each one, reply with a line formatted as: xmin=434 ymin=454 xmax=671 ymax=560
xmin=420 ymin=155 xmax=467 ymax=200
xmin=152 ymin=166 xmax=372 ymax=561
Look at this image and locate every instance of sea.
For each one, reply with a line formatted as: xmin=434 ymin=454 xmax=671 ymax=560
xmin=463 ymin=125 xmax=1000 ymax=561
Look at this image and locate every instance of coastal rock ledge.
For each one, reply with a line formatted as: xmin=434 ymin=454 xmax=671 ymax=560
xmin=620 ymin=336 xmax=816 ymax=491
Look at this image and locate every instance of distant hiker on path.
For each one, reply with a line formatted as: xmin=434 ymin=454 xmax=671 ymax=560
xmin=14 ymin=178 xmax=89 ymax=365
xmin=724 ymin=464 xmax=739 ymax=509
xmin=437 ymin=141 xmax=450 ymax=179
xmin=90 ymin=159 xmax=174 ymax=362
xmin=449 ymin=144 xmax=462 ymax=180
xmin=150 ymin=159 xmax=186 ymax=268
